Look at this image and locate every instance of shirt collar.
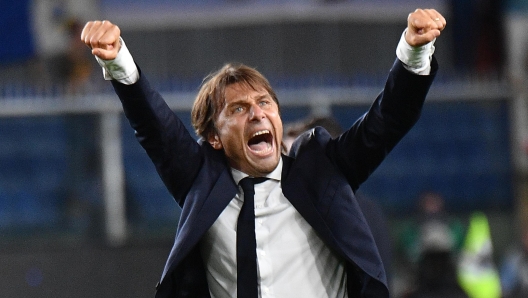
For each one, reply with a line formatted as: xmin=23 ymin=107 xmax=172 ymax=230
xmin=231 ymin=158 xmax=282 ymax=185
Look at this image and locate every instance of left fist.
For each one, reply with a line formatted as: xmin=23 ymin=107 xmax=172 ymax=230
xmin=405 ymin=8 xmax=446 ymax=47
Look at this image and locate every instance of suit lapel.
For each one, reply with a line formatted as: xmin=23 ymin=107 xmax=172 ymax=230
xmin=194 ymin=168 xmax=238 ymax=230
xmin=284 ymin=141 xmax=386 ymax=285
xmin=281 ymin=155 xmax=345 ymax=256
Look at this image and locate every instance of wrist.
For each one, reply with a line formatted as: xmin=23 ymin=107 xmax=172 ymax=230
xmin=396 ymin=29 xmax=435 ymax=75
xmin=96 ymin=38 xmax=139 ymax=84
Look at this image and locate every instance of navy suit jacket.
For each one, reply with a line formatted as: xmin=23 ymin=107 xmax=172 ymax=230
xmin=111 ymin=58 xmax=437 ymax=297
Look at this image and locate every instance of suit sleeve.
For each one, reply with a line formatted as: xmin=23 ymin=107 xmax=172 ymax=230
xmin=328 ymin=57 xmax=438 ymax=191
xmin=111 ymin=70 xmax=203 ymax=205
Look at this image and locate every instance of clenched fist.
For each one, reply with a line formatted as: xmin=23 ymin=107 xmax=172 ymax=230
xmin=405 ymin=9 xmax=446 ymax=47
xmin=81 ymin=20 xmax=121 ymax=60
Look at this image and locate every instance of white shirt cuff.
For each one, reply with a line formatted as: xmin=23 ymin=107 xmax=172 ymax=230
xmin=95 ymin=38 xmax=139 ymax=85
xmin=396 ymin=29 xmax=435 ymax=75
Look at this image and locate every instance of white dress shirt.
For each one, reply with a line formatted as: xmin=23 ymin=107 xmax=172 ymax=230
xmin=199 ymin=159 xmax=347 ymax=298
xmin=95 ymin=30 xmax=436 ymax=297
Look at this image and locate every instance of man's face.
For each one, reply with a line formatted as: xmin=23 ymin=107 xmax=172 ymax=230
xmin=209 ymin=82 xmax=283 ymax=177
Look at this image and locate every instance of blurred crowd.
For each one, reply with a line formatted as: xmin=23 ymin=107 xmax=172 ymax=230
xmin=394 ymin=191 xmax=528 ymax=298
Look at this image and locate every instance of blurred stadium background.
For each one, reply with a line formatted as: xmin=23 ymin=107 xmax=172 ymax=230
xmin=0 ymin=0 xmax=523 ymax=297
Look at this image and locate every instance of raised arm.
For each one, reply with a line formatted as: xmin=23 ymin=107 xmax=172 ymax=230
xmin=81 ymin=21 xmax=203 ymax=204
xmin=330 ymin=9 xmax=446 ymax=190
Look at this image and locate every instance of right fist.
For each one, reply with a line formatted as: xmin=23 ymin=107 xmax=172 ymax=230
xmin=81 ymin=20 xmax=121 ymax=60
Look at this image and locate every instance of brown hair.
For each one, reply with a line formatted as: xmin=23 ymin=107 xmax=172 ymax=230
xmin=191 ymin=63 xmax=279 ymax=140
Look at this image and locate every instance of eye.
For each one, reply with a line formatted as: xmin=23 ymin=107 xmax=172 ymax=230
xmin=233 ymin=106 xmax=244 ymax=113
xmin=259 ymin=99 xmax=271 ymax=107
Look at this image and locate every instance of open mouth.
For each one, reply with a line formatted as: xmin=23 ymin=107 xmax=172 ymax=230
xmin=248 ymin=130 xmax=274 ymax=155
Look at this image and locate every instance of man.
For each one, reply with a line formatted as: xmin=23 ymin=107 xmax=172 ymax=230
xmin=82 ymin=8 xmax=445 ymax=297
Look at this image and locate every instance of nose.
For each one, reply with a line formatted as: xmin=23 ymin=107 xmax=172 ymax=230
xmin=249 ymin=103 xmax=265 ymax=121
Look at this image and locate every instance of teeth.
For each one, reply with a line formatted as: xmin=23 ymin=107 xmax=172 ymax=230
xmin=251 ymin=130 xmax=270 ymax=138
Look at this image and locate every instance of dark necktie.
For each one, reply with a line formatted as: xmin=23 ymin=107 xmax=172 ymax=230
xmin=237 ymin=177 xmax=267 ymax=298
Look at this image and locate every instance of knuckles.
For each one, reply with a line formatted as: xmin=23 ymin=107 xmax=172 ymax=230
xmin=81 ymin=20 xmax=120 ymax=48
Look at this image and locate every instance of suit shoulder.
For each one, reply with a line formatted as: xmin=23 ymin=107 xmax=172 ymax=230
xmin=288 ymin=126 xmax=332 ymax=158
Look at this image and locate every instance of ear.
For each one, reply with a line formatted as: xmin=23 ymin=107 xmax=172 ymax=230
xmin=208 ymin=134 xmax=223 ymax=150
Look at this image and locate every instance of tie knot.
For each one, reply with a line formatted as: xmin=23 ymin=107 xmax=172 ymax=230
xmin=239 ymin=177 xmax=268 ymax=194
